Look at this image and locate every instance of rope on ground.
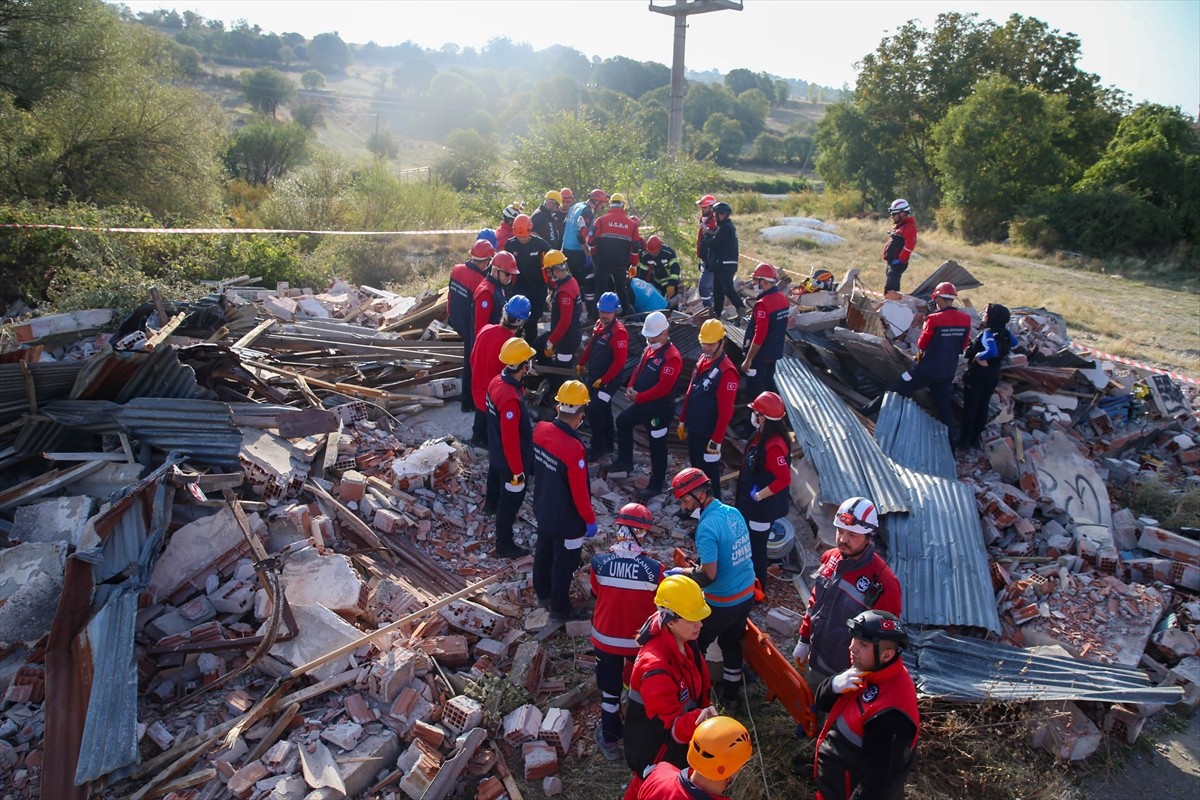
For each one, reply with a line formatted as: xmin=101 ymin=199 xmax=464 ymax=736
xmin=742 ymin=672 xmax=772 ymax=799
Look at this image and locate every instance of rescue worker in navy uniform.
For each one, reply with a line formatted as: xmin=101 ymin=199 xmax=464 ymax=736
xmin=677 ymin=318 xmax=738 ymax=501
xmin=740 ymin=262 xmax=790 ymax=396
xmin=695 ymin=194 xmax=718 ymax=311
xmin=564 ymin=188 xmax=607 ymax=319
xmin=636 ymin=235 xmax=681 ymax=305
xmin=735 ymin=391 xmax=792 ymax=587
xmin=531 ymin=190 xmax=563 ymax=249
xmin=637 ymin=716 xmax=753 ymax=800
xmin=813 ymin=610 xmax=919 ymax=800
xmin=504 ymin=214 xmax=551 ymax=347
xmin=532 ymin=380 xmax=597 ymax=622
xmin=958 ymin=303 xmax=1017 ymax=450
xmin=610 ymin=311 xmax=683 ymax=501
xmin=448 ymin=238 xmax=495 ymax=413
xmin=536 ymin=250 xmax=583 ymax=374
xmin=473 ymin=250 xmax=518 ymax=338
xmin=485 ymin=337 xmax=537 ymax=559
xmin=702 ymin=202 xmax=743 ymax=321
xmin=590 ymin=192 xmax=639 ymax=315
xmin=469 ymin=295 xmax=529 ymax=450
xmin=577 ymin=292 xmax=628 ymax=461
xmin=589 ymin=503 xmax=663 ymax=761
xmin=861 ymin=282 xmax=971 ymax=442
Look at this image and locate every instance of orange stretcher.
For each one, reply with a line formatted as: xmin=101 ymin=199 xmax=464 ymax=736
xmin=672 ymin=548 xmax=818 ymax=737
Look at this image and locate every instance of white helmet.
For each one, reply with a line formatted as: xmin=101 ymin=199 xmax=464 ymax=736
xmin=888 ymin=198 xmax=910 ymax=214
xmin=642 ymin=311 xmax=669 ymax=338
xmin=835 ymin=496 xmax=879 ymax=536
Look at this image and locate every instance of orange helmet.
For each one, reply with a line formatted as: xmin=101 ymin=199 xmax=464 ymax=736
xmin=589 ymin=189 xmax=608 ymax=203
xmin=560 ymin=188 xmax=574 ymax=204
xmin=513 ymin=214 xmax=533 ymax=237
xmin=696 ymin=194 xmax=717 ymax=209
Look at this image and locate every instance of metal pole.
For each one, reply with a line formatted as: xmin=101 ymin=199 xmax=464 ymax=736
xmin=668 ymin=14 xmax=687 ymax=159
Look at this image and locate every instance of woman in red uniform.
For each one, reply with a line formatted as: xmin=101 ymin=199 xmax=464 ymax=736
xmin=637 ymin=716 xmax=753 ymax=800
xmin=735 ymin=391 xmax=792 ymax=588
xmin=622 ymin=575 xmax=716 ymax=800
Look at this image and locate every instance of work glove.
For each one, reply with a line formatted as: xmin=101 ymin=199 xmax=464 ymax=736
xmin=677 ymin=423 xmax=687 ymax=441
xmin=792 ymin=640 xmax=809 ymax=668
xmin=506 ymin=473 xmax=526 ymax=492
xmin=627 ymin=266 xmax=638 ymax=280
xmin=585 ymin=522 xmax=599 ymax=539
xmin=696 ymin=706 xmax=718 ymax=725
xmin=832 ymin=667 xmax=865 ymax=695
xmin=576 ymin=364 xmax=586 ymax=376
xmin=592 ymin=378 xmax=603 ymax=389
xmin=750 ymin=485 xmax=762 ymax=502
xmin=705 ymin=440 xmax=720 ymax=455
xmin=665 ymin=285 xmax=676 ymax=299
xmin=544 ymin=343 xmax=555 ymax=358
xmin=889 ymin=259 xmax=904 ymax=268
xmin=663 ymin=566 xmax=687 ymax=577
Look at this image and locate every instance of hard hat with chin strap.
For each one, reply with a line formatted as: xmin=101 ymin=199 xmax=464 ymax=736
xmin=597 ymin=292 xmax=621 ymax=313
xmin=654 ymin=574 xmax=711 ymax=621
xmin=544 ymin=190 xmax=562 ymax=205
xmin=543 ymin=249 xmax=568 ymax=269
xmin=748 ymin=391 xmax=786 ymax=420
xmin=499 ymin=337 xmax=536 ymax=367
xmin=470 ymin=239 xmax=495 ymax=259
xmin=698 ymin=318 xmax=726 ymax=345
xmin=554 ymin=380 xmax=589 ymax=408
xmin=642 ymin=311 xmax=669 ymax=338
xmin=835 ymin=496 xmax=878 ymax=536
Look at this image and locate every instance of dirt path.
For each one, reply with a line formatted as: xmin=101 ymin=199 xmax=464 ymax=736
xmin=1081 ymin=713 xmax=1200 ymax=800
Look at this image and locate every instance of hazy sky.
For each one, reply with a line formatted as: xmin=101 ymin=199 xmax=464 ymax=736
xmin=121 ymin=0 xmax=1200 ymax=112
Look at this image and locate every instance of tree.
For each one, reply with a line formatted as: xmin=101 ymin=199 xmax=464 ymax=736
xmin=434 ymin=128 xmax=497 ymax=191
xmin=725 ymin=68 xmax=760 ymax=96
xmin=366 ymin=128 xmax=399 ymax=159
xmin=933 ymin=76 xmax=1074 ymax=241
xmin=750 ymin=133 xmax=785 ymax=164
xmin=291 ymin=102 xmax=325 ymax=129
xmin=225 ymin=121 xmax=310 ymax=186
xmin=0 ymin=0 xmax=116 ymax=108
xmin=733 ymin=88 xmax=770 ymax=140
xmin=700 ymin=114 xmax=745 ymax=166
xmin=301 ymin=70 xmax=326 ymax=90
xmin=593 ymin=56 xmax=669 ymax=99
xmin=308 ymin=31 xmax=351 ymax=73
xmin=395 ymin=59 xmax=437 ymax=95
xmin=240 ymin=67 xmax=296 ymax=117
xmin=511 ymin=111 xmax=646 ymax=205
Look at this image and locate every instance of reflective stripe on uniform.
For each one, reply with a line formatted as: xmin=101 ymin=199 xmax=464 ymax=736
xmin=835 ymin=714 xmax=863 ymax=747
xmin=592 ymin=628 xmax=639 ymax=651
xmin=565 ymin=536 xmax=584 ymax=551
xmin=748 ymin=520 xmax=772 ymax=532
xmin=650 ymin=427 xmax=668 ymax=438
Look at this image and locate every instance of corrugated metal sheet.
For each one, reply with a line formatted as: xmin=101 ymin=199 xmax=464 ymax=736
xmin=74 ymin=586 xmax=140 ymax=784
xmin=71 ymin=347 xmax=216 ymax=403
xmin=775 ymin=357 xmax=910 ymax=514
xmin=0 ymin=361 xmax=84 ymax=424
xmin=112 ymin=398 xmax=241 ymax=468
xmin=874 ymin=393 xmax=956 ymax=479
xmin=909 ymin=261 xmax=983 ymax=301
xmin=906 ymin=629 xmax=1184 ymax=704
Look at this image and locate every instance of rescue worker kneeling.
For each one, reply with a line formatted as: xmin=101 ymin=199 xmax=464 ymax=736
xmin=812 ymin=610 xmax=919 ymax=800
xmin=623 ymin=575 xmax=716 ymax=800
xmin=637 ymin=716 xmax=753 ymax=800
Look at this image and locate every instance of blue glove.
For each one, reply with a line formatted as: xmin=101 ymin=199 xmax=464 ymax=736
xmin=585 ymin=522 xmax=598 ymax=538
xmin=750 ymin=485 xmax=761 ymax=502
xmin=889 ymin=259 xmax=903 ymax=268
xmin=664 ymin=567 xmax=686 ymax=577
xmin=584 ymin=254 xmax=593 ymax=270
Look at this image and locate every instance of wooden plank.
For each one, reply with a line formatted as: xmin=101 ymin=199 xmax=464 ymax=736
xmin=0 ymin=461 xmax=105 ymax=510
xmin=145 ymin=312 xmax=186 ymax=350
xmin=245 ymin=702 xmax=300 ymax=763
xmin=231 ymin=317 xmax=277 ymax=350
xmin=276 ymin=408 xmax=339 ymax=438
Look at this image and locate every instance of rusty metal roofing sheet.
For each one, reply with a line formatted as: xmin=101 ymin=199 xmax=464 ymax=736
xmin=906 ymin=629 xmax=1183 ymax=704
xmin=74 ymin=586 xmax=140 ymax=784
xmin=0 ymin=361 xmax=84 ymax=424
xmin=774 ymin=357 xmax=910 ymax=514
xmin=71 ymin=347 xmax=216 ymax=403
xmin=874 ymin=394 xmax=999 ymax=632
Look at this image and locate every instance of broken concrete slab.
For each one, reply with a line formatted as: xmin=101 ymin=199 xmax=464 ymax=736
xmin=262 ymin=603 xmax=364 ymax=681
xmin=280 ymin=548 xmax=368 ymax=618
xmin=1035 ymin=431 xmax=1112 ymax=550
xmin=148 ymin=505 xmax=251 ymax=604
xmin=0 ymin=569 xmax=62 ymax=646
xmin=0 ymin=542 xmax=65 ymax=602
xmin=1030 ymin=700 xmax=1102 ymax=761
xmin=10 ymin=496 xmax=95 ymax=547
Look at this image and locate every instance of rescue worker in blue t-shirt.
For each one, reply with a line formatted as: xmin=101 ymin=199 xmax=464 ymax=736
xmin=665 ymin=467 xmax=756 ymax=708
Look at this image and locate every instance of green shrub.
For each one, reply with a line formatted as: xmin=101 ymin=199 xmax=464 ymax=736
xmin=1014 ymin=189 xmax=1176 ymax=255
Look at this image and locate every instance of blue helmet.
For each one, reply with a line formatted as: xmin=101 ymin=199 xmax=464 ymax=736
xmin=476 ymin=228 xmax=498 ymax=247
xmin=504 ymin=294 xmax=531 ymax=321
xmin=597 ymin=292 xmax=621 ymax=313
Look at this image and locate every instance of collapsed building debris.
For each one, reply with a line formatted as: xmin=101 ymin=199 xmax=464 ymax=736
xmin=0 ymin=253 xmax=1196 ymax=799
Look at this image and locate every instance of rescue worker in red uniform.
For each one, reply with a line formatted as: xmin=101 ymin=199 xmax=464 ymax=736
xmin=590 ymin=192 xmax=639 ymax=315
xmin=861 ymin=282 xmax=971 ymax=441
xmin=695 ymin=194 xmax=717 ymax=310
xmin=532 ymin=381 xmax=596 ymax=622
xmin=496 ymin=202 xmax=522 ymax=251
xmin=740 ymin=262 xmax=790 ymax=395
xmin=793 ymin=497 xmax=902 ymax=693
xmin=637 ymin=716 xmax=753 ymax=800
xmin=623 ymin=575 xmax=716 ymax=800
xmin=448 ymin=238 xmax=494 ymax=413
xmin=473 ymin=250 xmax=518 ymax=339
xmin=735 ymin=391 xmax=792 ymax=587
xmin=504 ymin=213 xmax=551 ymax=347
xmin=882 ymin=198 xmax=917 ymax=294
xmin=469 ymin=295 xmax=530 ymax=449
xmin=813 ymin=610 xmax=919 ymax=800
xmin=610 ymin=311 xmax=682 ymax=501
xmin=485 ymin=337 xmax=537 ymax=559
xmin=577 ymin=291 xmax=628 ymax=461
xmin=637 ymin=236 xmax=681 ymax=304
xmin=677 ymin=318 xmax=738 ymax=501
xmin=589 ymin=503 xmax=663 ymax=761
xmin=536 ymin=250 xmax=582 ymax=372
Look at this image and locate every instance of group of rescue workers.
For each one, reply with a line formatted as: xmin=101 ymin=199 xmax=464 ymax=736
xmin=443 ymin=190 xmax=955 ymax=800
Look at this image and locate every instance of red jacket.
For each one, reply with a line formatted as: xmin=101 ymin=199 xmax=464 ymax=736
xmin=638 ymin=763 xmax=729 ymax=800
xmin=532 ymin=419 xmax=595 ymax=533
xmin=590 ymin=208 xmax=639 ymax=269
xmin=496 ymin=221 xmax=515 ymax=252
xmin=882 ymin=215 xmax=917 ymax=265
xmin=914 ymin=306 xmax=972 ymax=380
xmin=630 ymin=343 xmax=682 ymax=404
xmin=629 ymin=613 xmax=712 ymax=746
xmin=486 ymin=371 xmax=532 ymax=477
xmin=472 ymin=276 xmax=505 ymax=338
xmin=579 ymin=319 xmax=629 ymax=390
xmin=590 ymin=549 xmax=663 ymax=655
xmin=447 ymin=262 xmax=488 ymax=339
xmin=470 ymin=323 xmax=510 ymax=411
xmin=679 ymin=353 xmax=738 ymax=442
xmin=547 ymin=274 xmax=583 ymax=351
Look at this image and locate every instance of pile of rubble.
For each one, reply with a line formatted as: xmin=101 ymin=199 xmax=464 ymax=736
xmin=0 ymin=255 xmax=1197 ymax=800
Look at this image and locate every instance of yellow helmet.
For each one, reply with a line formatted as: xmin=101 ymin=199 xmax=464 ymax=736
xmin=543 ymin=249 xmax=568 ymax=269
xmin=654 ymin=575 xmax=710 ymax=621
xmin=499 ymin=337 xmax=536 ymax=367
xmin=698 ymin=318 xmax=726 ymax=345
xmin=555 ymin=380 xmax=589 ymax=407
xmin=688 ymin=716 xmax=753 ymax=781
xmin=544 ymin=190 xmax=563 ymax=205
xmin=609 ymin=192 xmax=626 ymax=206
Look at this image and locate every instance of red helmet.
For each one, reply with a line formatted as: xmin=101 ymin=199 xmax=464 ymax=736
xmin=491 ymin=251 xmax=519 ymax=275
xmin=615 ymin=503 xmax=654 ymax=530
xmin=749 ymin=391 xmax=786 ymax=420
xmin=646 ymin=235 xmax=663 ymax=255
xmin=752 ymin=263 xmax=779 ymax=282
xmin=470 ymin=239 xmax=495 ymax=259
xmin=560 ymin=188 xmax=574 ymax=203
xmin=589 ymin=189 xmax=608 ymax=203
xmin=513 ymin=214 xmax=533 ymax=237
xmin=671 ymin=467 xmax=711 ymax=499
xmin=696 ymin=194 xmax=716 ymax=209
xmin=932 ymin=281 xmax=957 ymax=299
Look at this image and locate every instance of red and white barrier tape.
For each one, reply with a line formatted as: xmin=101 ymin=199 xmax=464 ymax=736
xmin=1068 ymin=343 xmax=1200 ymax=387
xmin=0 ymin=223 xmax=477 ymax=236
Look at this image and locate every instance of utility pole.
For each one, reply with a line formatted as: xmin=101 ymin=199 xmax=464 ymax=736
xmin=649 ymin=0 xmax=743 ymax=159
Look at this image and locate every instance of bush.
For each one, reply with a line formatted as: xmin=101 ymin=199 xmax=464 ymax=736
xmin=1012 ymin=188 xmax=1176 ymax=255
xmin=778 ymin=187 xmax=867 ymax=219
